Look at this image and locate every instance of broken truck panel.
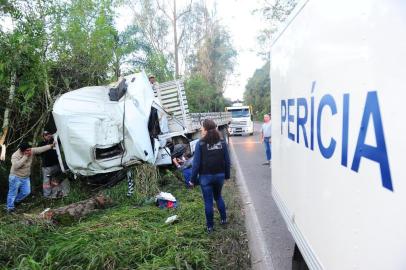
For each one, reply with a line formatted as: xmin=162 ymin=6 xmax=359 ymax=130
xmin=53 ymin=71 xmax=232 ymax=179
xmin=53 ymin=72 xmax=158 ymax=176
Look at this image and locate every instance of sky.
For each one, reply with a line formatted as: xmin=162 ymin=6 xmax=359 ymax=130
xmin=208 ymin=0 xmax=266 ymax=100
xmin=116 ymin=0 xmax=267 ymax=101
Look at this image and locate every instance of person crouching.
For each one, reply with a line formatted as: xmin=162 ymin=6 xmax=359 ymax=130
xmin=173 ymin=152 xmax=194 ymax=187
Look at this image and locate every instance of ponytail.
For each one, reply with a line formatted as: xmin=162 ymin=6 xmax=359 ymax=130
xmin=201 ymin=119 xmax=221 ymax=145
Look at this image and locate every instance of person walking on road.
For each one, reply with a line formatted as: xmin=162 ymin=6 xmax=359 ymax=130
xmin=191 ymin=119 xmax=231 ymax=233
xmin=6 ymin=141 xmax=55 ymax=213
xmin=39 ymin=131 xmax=61 ymax=198
xmin=261 ymin=114 xmax=272 ymax=166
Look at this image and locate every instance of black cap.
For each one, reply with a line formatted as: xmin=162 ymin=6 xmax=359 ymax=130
xmin=18 ymin=142 xmax=31 ymax=151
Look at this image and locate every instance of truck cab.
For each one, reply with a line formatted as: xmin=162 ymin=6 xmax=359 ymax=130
xmin=226 ymin=103 xmax=254 ymax=136
xmin=52 ymin=72 xmax=231 ymax=183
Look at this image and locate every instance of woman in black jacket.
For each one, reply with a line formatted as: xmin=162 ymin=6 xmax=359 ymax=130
xmin=191 ymin=119 xmax=231 ymax=233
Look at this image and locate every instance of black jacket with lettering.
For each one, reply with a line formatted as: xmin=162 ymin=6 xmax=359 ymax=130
xmin=191 ymin=139 xmax=231 ymax=184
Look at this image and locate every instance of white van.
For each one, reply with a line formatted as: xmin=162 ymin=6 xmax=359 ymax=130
xmin=271 ymin=0 xmax=406 ymax=269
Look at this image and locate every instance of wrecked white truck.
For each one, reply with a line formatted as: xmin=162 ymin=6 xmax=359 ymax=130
xmin=52 ymin=72 xmax=231 ymax=185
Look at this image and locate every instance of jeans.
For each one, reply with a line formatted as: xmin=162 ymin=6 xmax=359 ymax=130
xmin=7 ymin=175 xmax=31 ymax=210
xmin=182 ymin=167 xmax=192 ymax=187
xmin=199 ymin=173 xmax=227 ymax=228
xmin=264 ymin=137 xmax=271 ymax=161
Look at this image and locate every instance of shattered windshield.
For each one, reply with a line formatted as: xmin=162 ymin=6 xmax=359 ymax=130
xmin=230 ymin=109 xmax=250 ymax=118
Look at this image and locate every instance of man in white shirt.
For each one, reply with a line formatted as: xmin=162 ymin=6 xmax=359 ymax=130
xmin=260 ymin=114 xmax=272 ymax=166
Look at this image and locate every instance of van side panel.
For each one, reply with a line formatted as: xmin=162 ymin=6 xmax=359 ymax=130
xmin=271 ymin=0 xmax=406 ymax=269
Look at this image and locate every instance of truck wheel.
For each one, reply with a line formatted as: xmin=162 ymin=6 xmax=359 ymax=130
xmin=292 ymin=244 xmax=309 ymax=270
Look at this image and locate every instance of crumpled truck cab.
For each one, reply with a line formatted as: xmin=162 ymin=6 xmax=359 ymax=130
xmin=53 ymin=72 xmax=170 ymax=177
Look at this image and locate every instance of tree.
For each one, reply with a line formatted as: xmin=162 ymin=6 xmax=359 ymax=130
xmin=185 ymin=75 xmax=228 ymax=113
xmin=129 ymin=0 xmax=170 ymax=54
xmin=177 ymin=1 xmax=236 ymax=110
xmin=177 ymin=0 xmax=207 ymax=74
xmin=243 ymin=61 xmax=270 ymax=120
xmin=51 ymin=0 xmax=119 ymax=88
xmin=155 ymin=0 xmax=193 ymax=78
xmin=254 ymin=0 xmax=297 ymax=60
xmin=193 ymin=21 xmax=236 ymax=93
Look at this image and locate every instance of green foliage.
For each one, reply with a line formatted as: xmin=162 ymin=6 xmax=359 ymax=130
xmin=193 ymin=23 xmax=237 ymax=94
xmin=0 ymin=0 xmax=238 ymax=212
xmin=51 ymin=0 xmax=119 ymax=88
xmin=185 ymin=75 xmax=229 ymax=113
xmin=143 ymin=52 xmax=174 ymax=83
xmin=244 ymin=61 xmax=270 ymax=120
xmin=0 ymin=171 xmax=250 ymax=269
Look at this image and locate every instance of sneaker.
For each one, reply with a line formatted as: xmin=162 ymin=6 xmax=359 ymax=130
xmin=220 ymin=219 xmax=228 ymax=225
xmin=207 ymin=227 xmax=214 ymax=234
xmin=262 ymin=161 xmax=270 ymax=166
xmin=6 ymin=208 xmax=15 ymax=214
xmin=14 ymin=201 xmax=22 ymax=207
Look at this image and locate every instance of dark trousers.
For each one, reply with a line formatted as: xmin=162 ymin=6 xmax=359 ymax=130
xmin=199 ymin=173 xmax=227 ymax=228
xmin=264 ymin=137 xmax=271 ymax=161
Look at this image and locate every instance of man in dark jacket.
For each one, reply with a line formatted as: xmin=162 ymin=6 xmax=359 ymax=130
xmin=38 ymin=131 xmax=61 ymax=198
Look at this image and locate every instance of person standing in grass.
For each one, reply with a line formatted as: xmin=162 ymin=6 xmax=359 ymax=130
xmin=6 ymin=141 xmax=54 ymax=213
xmin=191 ymin=119 xmax=231 ymax=233
xmin=38 ymin=131 xmax=61 ymax=198
xmin=261 ymin=114 xmax=272 ymax=166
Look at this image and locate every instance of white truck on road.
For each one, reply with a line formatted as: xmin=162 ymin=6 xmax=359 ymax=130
xmin=226 ymin=103 xmax=254 ymax=136
xmin=271 ymin=0 xmax=406 ymax=269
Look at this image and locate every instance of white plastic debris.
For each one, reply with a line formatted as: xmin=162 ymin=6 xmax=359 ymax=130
xmin=165 ymin=215 xmax=178 ymax=224
xmin=155 ymin=192 xmax=176 ymax=202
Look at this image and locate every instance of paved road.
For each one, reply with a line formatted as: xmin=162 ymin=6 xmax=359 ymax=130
xmin=229 ymin=122 xmax=295 ymax=270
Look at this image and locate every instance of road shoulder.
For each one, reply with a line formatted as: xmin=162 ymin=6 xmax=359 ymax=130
xmin=229 ymin=141 xmax=275 ymax=270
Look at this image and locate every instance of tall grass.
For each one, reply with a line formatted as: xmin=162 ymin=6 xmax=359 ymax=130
xmin=0 ymin=168 xmax=250 ymax=270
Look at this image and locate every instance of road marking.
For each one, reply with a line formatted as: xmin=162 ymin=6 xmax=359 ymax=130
xmin=229 ymin=142 xmax=275 ymax=270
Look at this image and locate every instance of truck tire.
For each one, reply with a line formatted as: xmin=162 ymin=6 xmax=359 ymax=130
xmin=292 ymin=244 xmax=309 ymax=270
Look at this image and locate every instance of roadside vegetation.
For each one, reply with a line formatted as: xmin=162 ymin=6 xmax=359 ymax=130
xmin=0 ymin=0 xmax=236 ymax=197
xmin=0 ymin=167 xmax=250 ymax=269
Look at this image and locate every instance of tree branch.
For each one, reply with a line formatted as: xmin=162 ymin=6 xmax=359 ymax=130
xmin=177 ymin=0 xmax=193 ymax=19
xmin=155 ymin=0 xmax=172 ymax=21
xmin=176 ymin=28 xmax=185 ymax=47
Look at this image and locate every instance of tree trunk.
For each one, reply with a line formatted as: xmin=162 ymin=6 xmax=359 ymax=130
xmin=0 ymin=70 xmax=16 ymax=161
xmin=43 ymin=64 xmax=52 ymax=104
xmin=41 ymin=194 xmax=113 ymax=224
xmin=173 ymin=0 xmax=179 ymax=78
xmin=2 ymin=71 xmax=16 ymax=132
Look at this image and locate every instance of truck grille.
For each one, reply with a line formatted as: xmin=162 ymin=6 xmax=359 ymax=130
xmin=231 ymin=121 xmax=247 ymax=126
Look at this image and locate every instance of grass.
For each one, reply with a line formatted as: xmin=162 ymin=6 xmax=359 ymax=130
xmin=0 ymin=167 xmax=250 ymax=270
